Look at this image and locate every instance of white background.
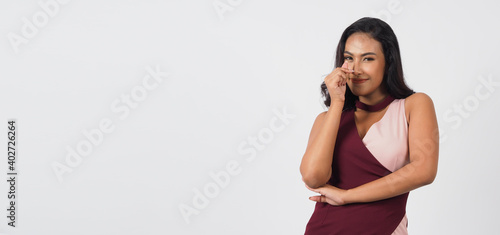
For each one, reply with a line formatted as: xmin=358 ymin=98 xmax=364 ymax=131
xmin=1 ymin=0 xmax=499 ymax=234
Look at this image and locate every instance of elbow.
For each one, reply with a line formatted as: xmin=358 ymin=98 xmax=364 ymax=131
xmin=423 ymin=172 xmax=437 ymax=185
xmin=302 ymin=177 xmax=326 ymax=189
xmin=300 ymin=154 xmax=332 ymax=188
xmin=418 ymin=169 xmax=437 ymax=186
xmin=408 ymin=157 xmax=438 ymax=187
xmin=301 ymin=171 xmax=331 ymax=189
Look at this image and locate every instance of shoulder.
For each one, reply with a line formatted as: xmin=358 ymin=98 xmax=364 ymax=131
xmin=313 ymin=106 xmax=352 ymax=125
xmin=305 ymin=111 xmax=328 ymax=147
xmin=405 ymin=92 xmax=435 ymax=111
xmin=404 ymin=92 xmax=436 ymax=123
xmin=405 ymin=92 xmax=433 ymax=104
xmin=314 ymin=111 xmax=328 ymax=123
xmin=311 ymin=109 xmax=342 ymax=131
xmin=309 ymin=111 xmax=327 ymax=129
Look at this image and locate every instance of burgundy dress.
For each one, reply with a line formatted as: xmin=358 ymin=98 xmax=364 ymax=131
xmin=305 ymin=95 xmax=410 ymax=235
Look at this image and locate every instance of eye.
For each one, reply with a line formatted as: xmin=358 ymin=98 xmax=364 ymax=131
xmin=344 ymin=56 xmax=353 ymax=61
xmin=363 ymin=57 xmax=374 ymax=61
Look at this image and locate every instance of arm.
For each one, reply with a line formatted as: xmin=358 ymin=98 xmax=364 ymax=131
xmin=300 ymin=102 xmax=343 ymax=189
xmin=300 ymin=62 xmax=353 ymax=189
xmin=308 ymin=93 xmax=439 ymax=205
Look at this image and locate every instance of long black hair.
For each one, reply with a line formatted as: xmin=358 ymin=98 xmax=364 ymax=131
xmin=321 ymin=17 xmax=414 ymax=110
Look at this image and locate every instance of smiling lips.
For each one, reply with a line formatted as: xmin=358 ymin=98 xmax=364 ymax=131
xmin=351 ymin=78 xmax=369 ymax=84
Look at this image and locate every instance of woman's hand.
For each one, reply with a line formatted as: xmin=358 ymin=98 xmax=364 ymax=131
xmin=324 ymin=61 xmax=353 ymax=104
xmin=306 ymin=183 xmax=347 ymax=206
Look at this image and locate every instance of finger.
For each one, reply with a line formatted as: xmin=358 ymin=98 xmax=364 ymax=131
xmin=340 ymin=67 xmax=353 ymax=74
xmin=338 ymin=73 xmax=347 ymax=86
xmin=339 ymin=61 xmax=354 ymax=73
xmin=339 ymin=69 xmax=351 ymax=82
xmin=305 ymin=184 xmax=319 ymax=193
xmin=334 ymin=61 xmax=348 ymax=72
xmin=308 ymin=195 xmax=325 ymax=202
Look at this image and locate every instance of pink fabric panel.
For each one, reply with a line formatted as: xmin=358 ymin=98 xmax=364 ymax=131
xmin=363 ymin=99 xmax=410 ymax=235
xmin=362 ymin=99 xmax=409 ymax=173
xmin=392 ymin=214 xmax=408 ymax=235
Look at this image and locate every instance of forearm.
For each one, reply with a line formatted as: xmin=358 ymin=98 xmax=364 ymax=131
xmin=343 ymin=159 xmax=436 ymax=204
xmin=300 ymin=102 xmax=344 ymax=188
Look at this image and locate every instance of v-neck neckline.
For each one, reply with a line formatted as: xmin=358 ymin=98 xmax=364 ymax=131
xmin=354 ymin=99 xmax=394 ymax=141
xmin=343 ymin=109 xmax=394 ymax=174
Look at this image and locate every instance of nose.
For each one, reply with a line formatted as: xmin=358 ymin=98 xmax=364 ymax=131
xmin=350 ymin=62 xmax=362 ymax=76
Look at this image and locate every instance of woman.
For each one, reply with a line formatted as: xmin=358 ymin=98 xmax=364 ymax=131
xmin=300 ymin=17 xmax=439 ymax=234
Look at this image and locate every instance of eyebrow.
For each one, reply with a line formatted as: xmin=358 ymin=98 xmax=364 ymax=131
xmin=344 ymin=51 xmax=377 ymax=56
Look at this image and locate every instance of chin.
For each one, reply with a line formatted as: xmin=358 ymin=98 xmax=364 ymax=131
xmin=348 ymin=87 xmax=367 ymax=97
xmin=348 ymin=82 xmax=383 ymax=98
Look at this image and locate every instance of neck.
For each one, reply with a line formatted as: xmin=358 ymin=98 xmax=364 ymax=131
xmin=358 ymin=93 xmax=389 ymax=105
xmin=355 ymin=92 xmax=394 ymax=112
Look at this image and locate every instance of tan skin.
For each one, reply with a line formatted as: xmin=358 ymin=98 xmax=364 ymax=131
xmin=300 ymin=32 xmax=439 ymax=206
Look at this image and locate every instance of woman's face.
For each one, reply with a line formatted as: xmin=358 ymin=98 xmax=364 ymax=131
xmin=344 ymin=32 xmax=386 ymax=99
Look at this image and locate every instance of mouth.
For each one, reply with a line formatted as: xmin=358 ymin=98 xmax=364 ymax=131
xmin=351 ymin=78 xmax=369 ymax=84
